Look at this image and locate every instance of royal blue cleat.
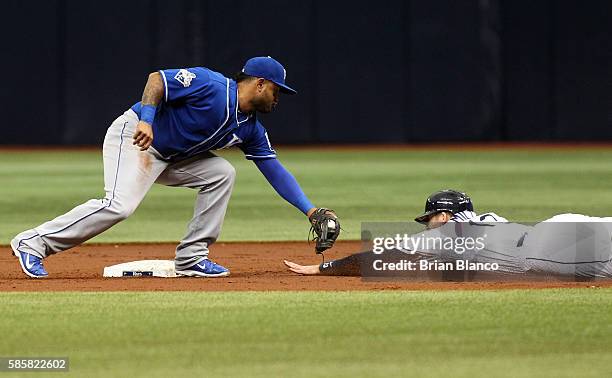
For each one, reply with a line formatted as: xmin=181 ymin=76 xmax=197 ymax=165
xmin=176 ymin=258 xmax=230 ymax=278
xmin=13 ymin=250 xmax=48 ymax=278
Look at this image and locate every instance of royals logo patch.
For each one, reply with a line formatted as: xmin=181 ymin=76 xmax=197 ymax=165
xmin=174 ymin=69 xmax=196 ymax=88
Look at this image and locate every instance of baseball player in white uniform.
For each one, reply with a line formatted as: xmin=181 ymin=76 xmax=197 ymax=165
xmin=285 ymin=190 xmax=612 ymax=279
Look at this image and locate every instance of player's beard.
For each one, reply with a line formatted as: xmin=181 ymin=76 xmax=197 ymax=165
xmin=252 ymin=97 xmax=276 ymax=114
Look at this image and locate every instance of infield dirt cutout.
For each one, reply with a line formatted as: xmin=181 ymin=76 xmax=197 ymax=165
xmin=2 ymin=241 xmax=612 ymax=291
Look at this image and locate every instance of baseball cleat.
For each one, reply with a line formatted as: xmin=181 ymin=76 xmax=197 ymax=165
xmin=13 ymin=249 xmax=48 ymax=278
xmin=176 ymin=259 xmax=230 ymax=278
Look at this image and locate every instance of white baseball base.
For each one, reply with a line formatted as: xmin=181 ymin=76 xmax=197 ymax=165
xmin=103 ymin=260 xmax=177 ymax=278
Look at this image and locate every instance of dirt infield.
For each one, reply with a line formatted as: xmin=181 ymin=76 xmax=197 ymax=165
xmin=2 ymin=241 xmax=612 ymax=291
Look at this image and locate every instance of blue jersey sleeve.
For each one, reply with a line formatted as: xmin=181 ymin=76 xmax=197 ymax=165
xmin=239 ymin=121 xmax=277 ymax=160
xmin=254 ymin=158 xmax=315 ymax=214
xmin=158 ymin=67 xmax=210 ymax=102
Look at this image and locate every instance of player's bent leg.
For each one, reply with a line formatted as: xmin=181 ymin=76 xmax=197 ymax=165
xmin=524 ymin=221 xmax=612 ymax=278
xmin=156 ymin=152 xmax=235 ymax=276
xmin=11 ymin=110 xmax=168 ymax=277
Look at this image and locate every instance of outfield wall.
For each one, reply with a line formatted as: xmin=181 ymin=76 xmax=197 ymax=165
xmin=1 ymin=0 xmax=610 ymax=145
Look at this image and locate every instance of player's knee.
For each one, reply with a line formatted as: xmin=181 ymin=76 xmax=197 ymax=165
xmin=116 ymin=206 xmax=137 ymax=220
xmin=108 ymin=200 xmax=138 ymax=220
xmin=219 ymin=161 xmax=236 ymax=184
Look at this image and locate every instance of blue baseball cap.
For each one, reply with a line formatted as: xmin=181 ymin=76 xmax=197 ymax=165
xmin=241 ymin=56 xmax=297 ymax=95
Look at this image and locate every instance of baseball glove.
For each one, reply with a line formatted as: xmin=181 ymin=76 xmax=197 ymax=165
xmin=308 ymin=208 xmax=341 ymax=254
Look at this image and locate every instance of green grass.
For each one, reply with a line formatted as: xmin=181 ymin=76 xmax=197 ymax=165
xmin=3 ymin=149 xmax=612 ymax=377
xmin=3 ymin=148 xmax=612 ymax=243
xmin=0 ymin=289 xmax=611 ymax=377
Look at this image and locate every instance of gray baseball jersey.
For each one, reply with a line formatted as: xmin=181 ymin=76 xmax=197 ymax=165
xmin=406 ymin=211 xmax=612 ymax=278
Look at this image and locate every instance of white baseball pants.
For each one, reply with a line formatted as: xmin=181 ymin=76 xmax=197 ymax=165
xmin=12 ymin=109 xmax=235 ymax=269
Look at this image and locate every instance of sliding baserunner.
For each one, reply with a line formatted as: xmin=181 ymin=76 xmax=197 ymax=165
xmin=285 ymin=190 xmax=612 ymax=279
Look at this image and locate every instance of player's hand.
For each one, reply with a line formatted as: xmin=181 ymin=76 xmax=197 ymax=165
xmin=133 ymin=121 xmax=154 ymax=151
xmin=284 ymin=260 xmax=321 ymax=275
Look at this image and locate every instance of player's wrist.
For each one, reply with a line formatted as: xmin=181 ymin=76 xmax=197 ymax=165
xmin=140 ymin=104 xmax=157 ymax=125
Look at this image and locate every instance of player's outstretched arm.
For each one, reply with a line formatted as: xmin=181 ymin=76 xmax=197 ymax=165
xmin=254 ymin=158 xmax=341 ymax=252
xmin=285 ymin=249 xmax=413 ymax=277
xmin=133 ymin=72 xmax=164 ymax=151
xmin=284 ymin=252 xmax=367 ymax=276
xmin=253 ymin=158 xmax=315 ymax=214
xmin=284 ymin=260 xmax=321 ymax=275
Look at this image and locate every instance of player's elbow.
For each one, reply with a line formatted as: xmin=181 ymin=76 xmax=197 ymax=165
xmin=148 ymin=72 xmax=161 ymax=82
xmin=143 ymin=72 xmax=165 ymax=103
